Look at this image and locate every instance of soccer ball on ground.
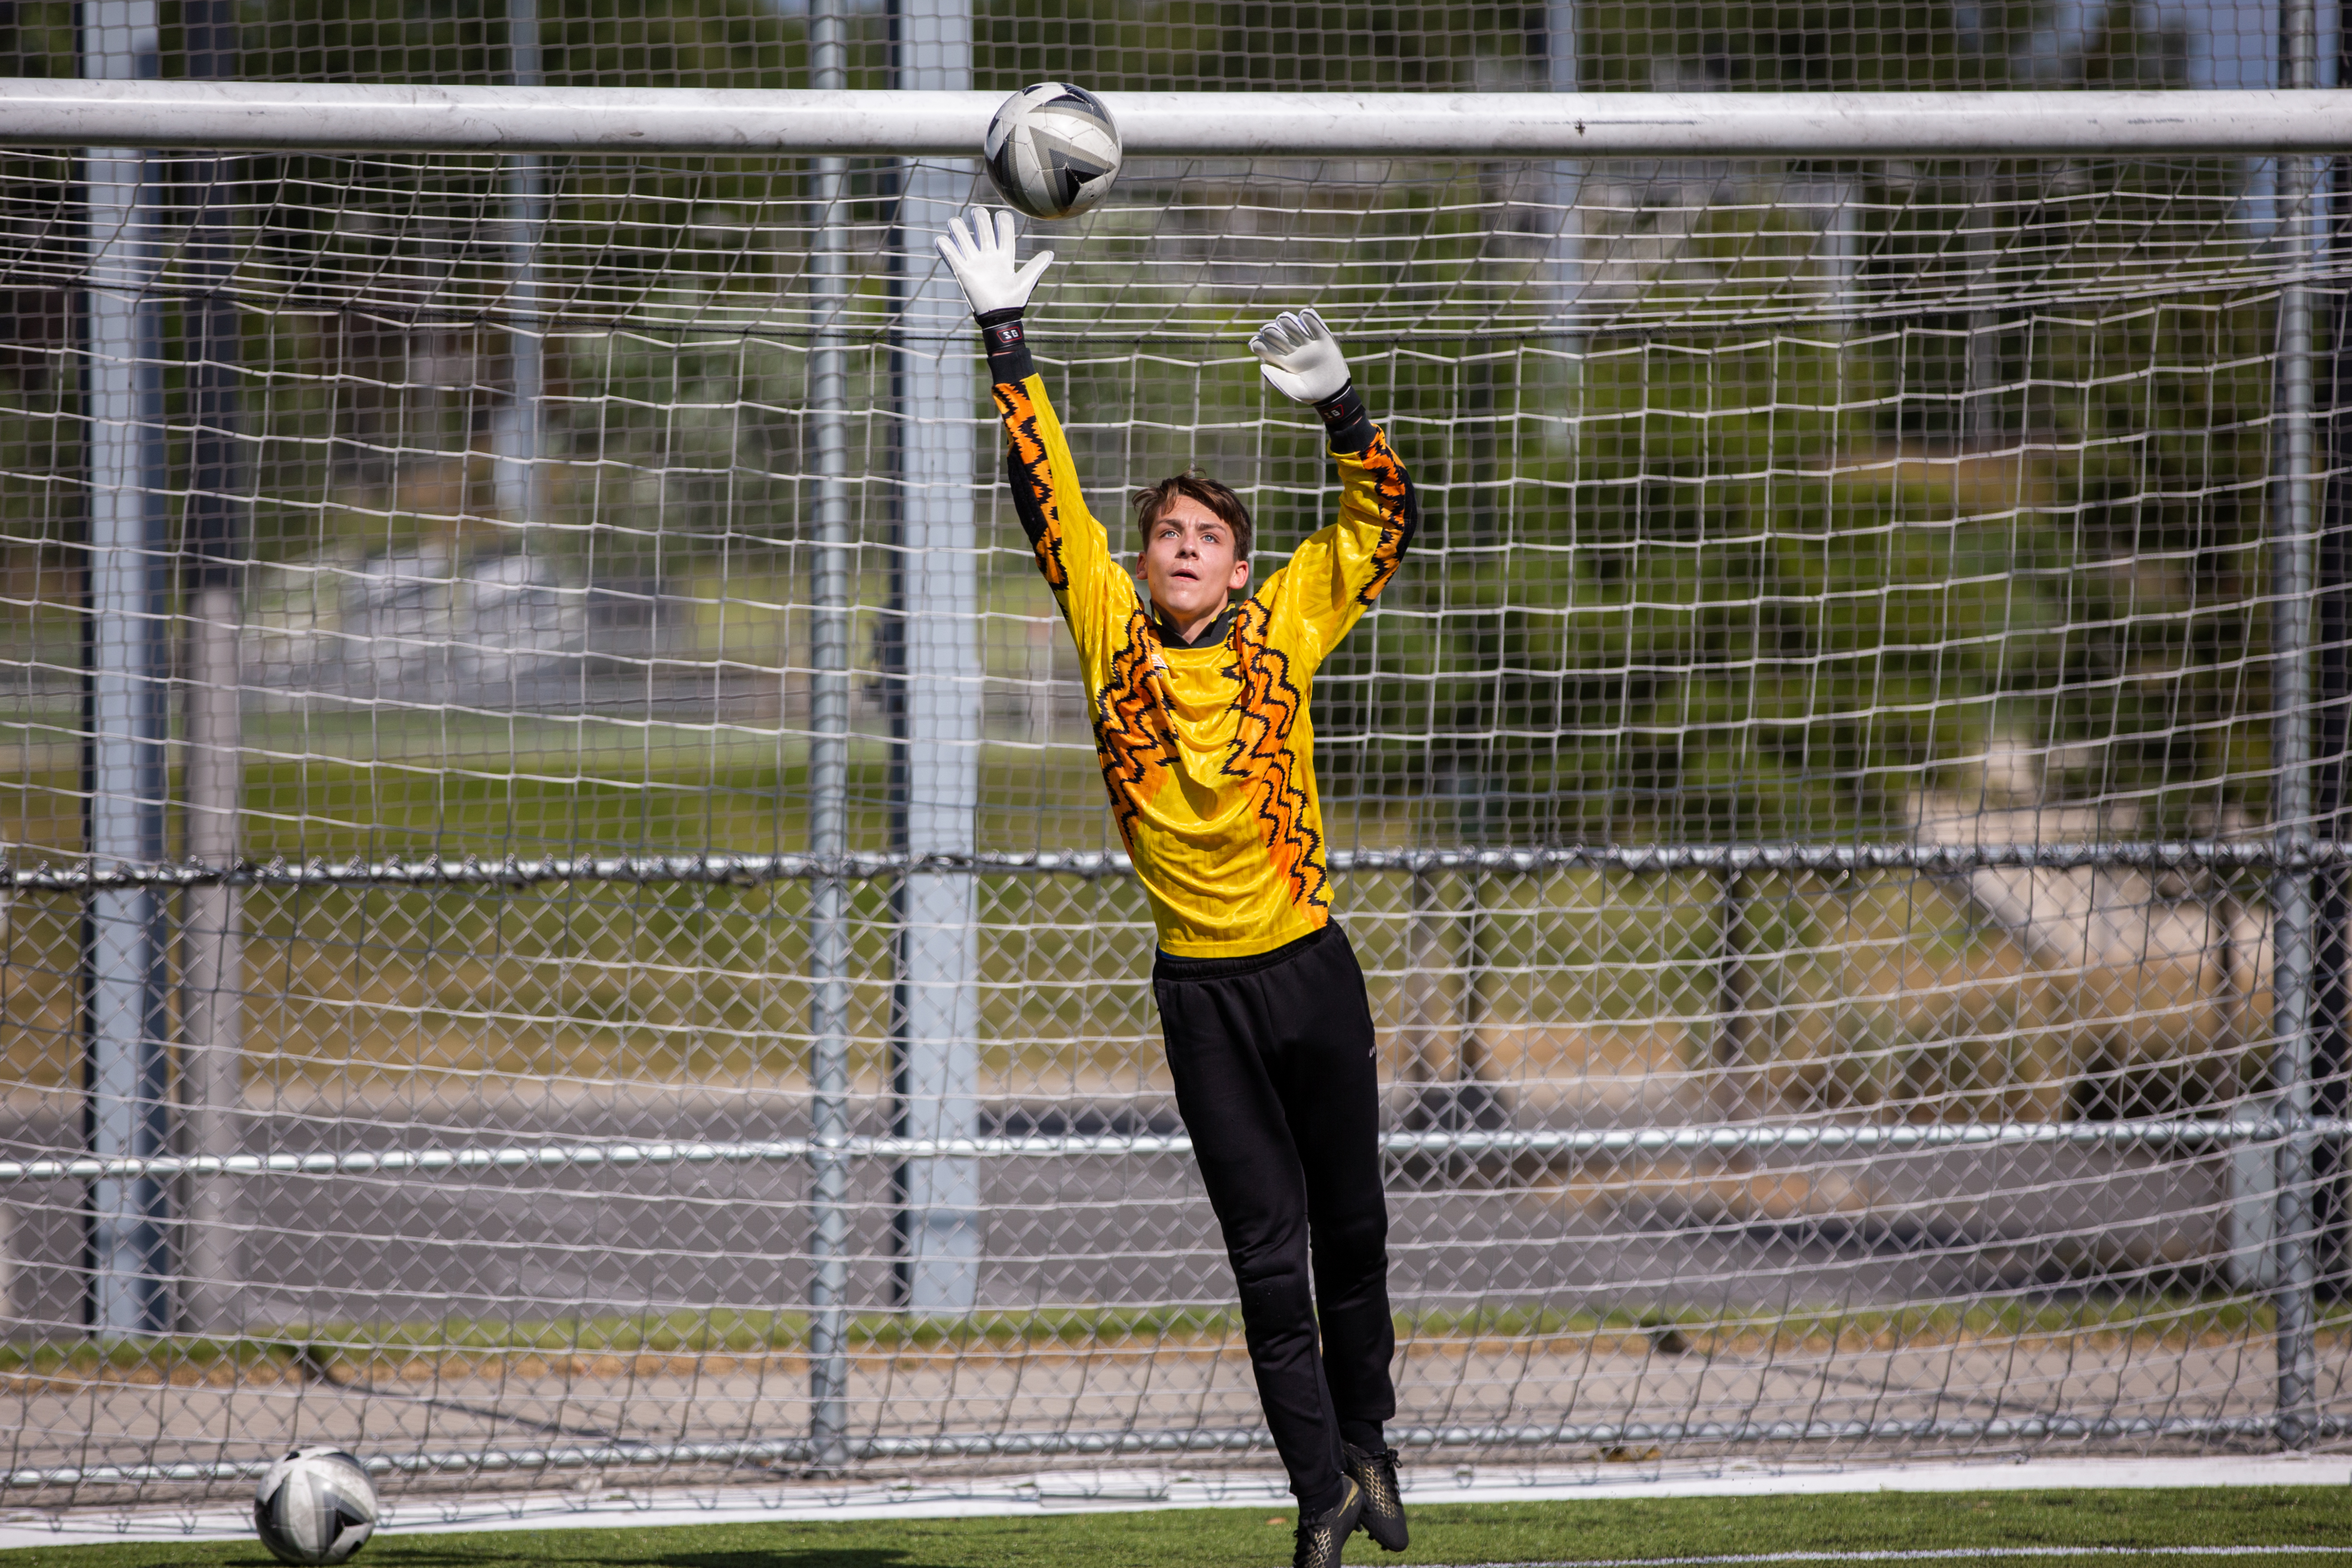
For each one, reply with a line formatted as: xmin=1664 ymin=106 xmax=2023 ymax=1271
xmin=253 ymin=1446 xmax=379 ymax=1566
xmin=983 ymin=82 xmax=1121 ymax=220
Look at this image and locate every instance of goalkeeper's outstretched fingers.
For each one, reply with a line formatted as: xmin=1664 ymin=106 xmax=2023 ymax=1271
xmin=935 ymin=207 xmax=1055 ymax=319
xmin=1249 ymin=307 xmax=1351 ymax=403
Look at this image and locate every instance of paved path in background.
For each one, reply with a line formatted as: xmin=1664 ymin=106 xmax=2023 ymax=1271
xmin=3 ymin=1094 xmax=2308 ymax=1502
xmin=6 ymin=1335 xmax=2340 ymax=1489
xmin=0 ymin=1096 xmax=2239 ymax=1331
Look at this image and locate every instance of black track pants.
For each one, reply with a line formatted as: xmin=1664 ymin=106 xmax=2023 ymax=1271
xmin=1153 ymin=923 xmax=1396 ymax=1515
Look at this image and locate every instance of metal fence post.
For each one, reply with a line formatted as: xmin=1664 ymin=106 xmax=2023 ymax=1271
xmin=2317 ymin=235 xmax=2352 ymax=1320
xmin=2271 ymin=0 xmax=2324 ymax=1446
xmin=1545 ymin=0 xmax=1584 ymax=344
xmin=80 ymin=0 xmax=171 ymax=1340
xmin=1399 ymin=869 xmax=1451 ymax=1120
xmin=888 ymin=0 xmax=979 ymax=1316
xmin=1714 ymin=870 xmax=1754 ymax=1121
xmin=176 ymin=0 xmax=246 ymax=1336
xmin=2321 ymin=0 xmax=2352 ymax=1314
xmin=805 ymin=0 xmax=854 ymax=1475
xmin=493 ymin=0 xmax=544 ymax=533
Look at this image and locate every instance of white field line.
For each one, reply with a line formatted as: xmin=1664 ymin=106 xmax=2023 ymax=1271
xmin=1429 ymin=1552 xmax=2352 ymax=1568
xmin=1 ymin=1455 xmax=2348 ymax=1549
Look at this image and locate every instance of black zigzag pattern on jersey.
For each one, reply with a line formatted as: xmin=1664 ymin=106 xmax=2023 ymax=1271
xmin=1354 ymin=429 xmax=1419 ymax=608
xmin=996 ymin=380 xmax=1067 ymax=585
xmin=1092 ymin=607 xmax=1175 ymax=846
xmin=1221 ymin=597 xmax=1328 ymax=915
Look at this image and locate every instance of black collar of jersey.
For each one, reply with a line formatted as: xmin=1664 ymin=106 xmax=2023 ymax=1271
xmin=1152 ymin=598 xmax=1239 ymax=649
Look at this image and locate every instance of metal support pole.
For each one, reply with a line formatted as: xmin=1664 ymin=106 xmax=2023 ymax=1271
xmin=2319 ymin=467 xmax=2352 ymax=1303
xmin=1457 ymin=870 xmax=1496 ymax=1129
xmin=1962 ymin=164 xmax=2000 ymax=448
xmin=2314 ymin=0 xmax=2352 ymax=1309
xmin=1399 ymin=869 xmax=1449 ymax=1116
xmin=804 ymin=0 xmax=855 ymax=1477
xmin=176 ymin=0 xmax=245 ymax=1334
xmin=2271 ymin=0 xmax=2325 ymax=1447
xmin=493 ymin=0 xmax=544 ymax=531
xmin=179 ymin=585 xmax=240 ymax=1334
xmin=887 ymin=0 xmax=979 ymax=1316
xmin=1401 ymin=866 xmax=1493 ymax=1135
xmin=1713 ymin=871 xmax=1754 ymax=1121
xmin=80 ymin=0 xmax=170 ymax=1338
xmin=1544 ymin=0 xmax=1585 ymax=409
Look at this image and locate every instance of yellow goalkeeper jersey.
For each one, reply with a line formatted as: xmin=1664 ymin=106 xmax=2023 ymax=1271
xmin=992 ymin=370 xmax=1418 ymax=959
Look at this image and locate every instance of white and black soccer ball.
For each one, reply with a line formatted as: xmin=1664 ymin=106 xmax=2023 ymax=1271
xmin=983 ymin=82 xmax=1121 ymax=221
xmin=253 ymin=1447 xmax=378 ymax=1567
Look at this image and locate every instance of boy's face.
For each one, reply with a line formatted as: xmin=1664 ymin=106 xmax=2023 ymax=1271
xmin=1137 ymin=495 xmax=1250 ymax=627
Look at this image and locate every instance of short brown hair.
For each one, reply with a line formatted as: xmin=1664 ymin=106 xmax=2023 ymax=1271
xmin=1130 ymin=473 xmax=1254 ymax=560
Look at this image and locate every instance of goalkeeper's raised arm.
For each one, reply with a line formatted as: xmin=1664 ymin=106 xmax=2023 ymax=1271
xmin=1244 ymin=307 xmax=1420 ymax=660
xmin=933 ymin=208 xmax=1130 ymax=648
xmin=937 ymin=206 xmax=1416 ymax=1568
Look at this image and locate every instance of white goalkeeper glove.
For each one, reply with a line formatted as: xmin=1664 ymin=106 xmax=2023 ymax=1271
xmin=934 ymin=208 xmax=1055 ymax=319
xmin=1249 ymin=308 xmax=1351 ymax=404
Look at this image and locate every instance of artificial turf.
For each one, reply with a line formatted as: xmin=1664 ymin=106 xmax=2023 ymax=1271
xmin=3 ymin=1488 xmax=2351 ymax=1568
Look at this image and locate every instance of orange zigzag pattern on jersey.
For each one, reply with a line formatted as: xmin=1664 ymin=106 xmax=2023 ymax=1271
xmin=995 ymin=380 xmax=1069 ymax=591
xmin=1354 ymin=429 xmax=1415 ymax=608
xmin=1221 ymin=598 xmax=1327 ymax=916
xmin=1091 ymin=608 xmax=1174 ymax=846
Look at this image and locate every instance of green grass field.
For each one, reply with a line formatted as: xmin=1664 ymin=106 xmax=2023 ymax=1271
xmin=4 ymin=1490 xmax=2351 ymax=1568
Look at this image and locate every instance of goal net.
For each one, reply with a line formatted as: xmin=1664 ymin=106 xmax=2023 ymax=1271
xmin=3 ymin=38 xmax=2351 ymax=1515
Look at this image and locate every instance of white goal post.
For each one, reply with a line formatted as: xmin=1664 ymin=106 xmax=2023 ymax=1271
xmin=3 ymin=71 xmax=2352 ymax=1502
xmin=0 ymin=82 xmax=2347 ymax=155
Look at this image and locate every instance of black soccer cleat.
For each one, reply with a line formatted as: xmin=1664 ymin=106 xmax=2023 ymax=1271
xmin=1343 ymin=1441 xmax=1408 ymax=1552
xmin=1292 ymin=1475 xmax=1364 ymax=1568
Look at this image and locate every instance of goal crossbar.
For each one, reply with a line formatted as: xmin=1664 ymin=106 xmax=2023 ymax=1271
xmin=2 ymin=81 xmax=2351 ymax=157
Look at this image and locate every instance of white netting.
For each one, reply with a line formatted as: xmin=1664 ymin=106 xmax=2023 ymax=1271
xmin=2 ymin=104 xmax=2350 ymax=1508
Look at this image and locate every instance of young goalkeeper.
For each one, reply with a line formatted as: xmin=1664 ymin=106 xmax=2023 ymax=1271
xmin=937 ymin=209 xmax=1417 ymax=1568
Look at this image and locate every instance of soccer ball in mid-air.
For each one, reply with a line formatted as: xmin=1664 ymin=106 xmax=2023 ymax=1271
xmin=984 ymin=82 xmax=1121 ymax=220
xmin=253 ymin=1447 xmax=379 ymax=1566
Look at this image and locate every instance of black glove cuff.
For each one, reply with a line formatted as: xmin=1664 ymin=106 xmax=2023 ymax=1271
xmin=976 ymin=307 xmax=1033 ymax=383
xmin=1314 ymin=381 xmax=1377 ymax=454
